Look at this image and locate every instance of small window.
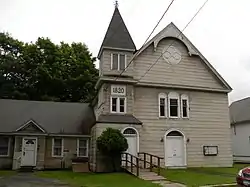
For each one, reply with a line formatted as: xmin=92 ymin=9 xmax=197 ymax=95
xmin=119 ymin=54 xmax=126 ymax=70
xmin=158 ymin=93 xmax=167 ymax=117
xmin=111 ymin=97 xmax=117 ymax=112
xmin=168 ymin=92 xmax=179 ymax=118
xmin=0 ymin=137 xmax=9 ymax=156
xmin=77 ymin=139 xmax=88 ymax=157
xmin=111 ymin=53 xmax=126 ymax=70
xmin=181 ymin=94 xmax=189 ymax=118
xmin=112 ymin=54 xmax=118 ymax=70
xmin=52 ymin=138 xmax=63 ymax=157
xmin=119 ymin=98 xmax=125 ymax=112
xmin=110 ymin=97 xmax=126 ymax=113
xmin=170 ymin=99 xmax=178 ymax=117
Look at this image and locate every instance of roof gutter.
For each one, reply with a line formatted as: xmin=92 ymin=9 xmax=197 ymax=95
xmin=0 ymin=132 xmax=91 ymax=138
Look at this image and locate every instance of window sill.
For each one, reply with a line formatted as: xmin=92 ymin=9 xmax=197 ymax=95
xmin=52 ymin=155 xmax=63 ymax=158
xmin=0 ymin=155 xmax=10 ymax=158
xmin=110 ymin=112 xmax=127 ymax=114
xmin=159 ymin=116 xmax=167 ymax=119
xmin=169 ymin=116 xmax=180 ymax=119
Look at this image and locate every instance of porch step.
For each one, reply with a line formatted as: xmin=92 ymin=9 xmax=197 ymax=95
xmin=136 ymin=170 xmax=166 ymax=181
xmin=18 ymin=166 xmax=34 ymax=172
xmin=124 ymin=167 xmax=166 ymax=181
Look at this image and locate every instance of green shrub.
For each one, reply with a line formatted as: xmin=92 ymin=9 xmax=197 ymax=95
xmin=97 ymin=128 xmax=128 ymax=171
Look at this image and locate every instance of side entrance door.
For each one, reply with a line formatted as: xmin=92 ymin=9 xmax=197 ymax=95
xmin=122 ymin=128 xmax=138 ymax=166
xmin=125 ymin=136 xmax=137 ymax=156
xmin=165 ymin=136 xmax=184 ymax=167
xmin=21 ymin=137 xmax=37 ymax=167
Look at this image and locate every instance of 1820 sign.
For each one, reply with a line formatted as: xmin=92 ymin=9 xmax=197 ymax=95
xmin=111 ymin=85 xmax=126 ymax=96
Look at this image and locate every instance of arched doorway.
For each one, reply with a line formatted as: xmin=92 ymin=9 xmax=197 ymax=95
xmin=122 ymin=127 xmax=139 ymax=156
xmin=164 ymin=129 xmax=186 ymax=167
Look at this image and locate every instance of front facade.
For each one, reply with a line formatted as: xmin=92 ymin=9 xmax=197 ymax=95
xmin=90 ymin=6 xmax=233 ymax=171
xmin=0 ymin=5 xmax=233 ymax=171
xmin=230 ymin=97 xmax=250 ymax=163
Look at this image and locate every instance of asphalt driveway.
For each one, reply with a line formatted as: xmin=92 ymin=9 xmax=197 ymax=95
xmin=0 ymin=173 xmax=70 ymax=187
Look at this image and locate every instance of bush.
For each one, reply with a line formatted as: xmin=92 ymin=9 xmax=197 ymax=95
xmin=97 ymin=128 xmax=128 ymax=171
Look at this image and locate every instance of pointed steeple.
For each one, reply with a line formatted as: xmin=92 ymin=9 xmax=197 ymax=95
xmin=97 ymin=6 xmax=136 ymax=58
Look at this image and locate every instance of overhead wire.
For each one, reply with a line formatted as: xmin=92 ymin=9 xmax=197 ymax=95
xmin=136 ymin=0 xmax=209 ymax=82
xmin=115 ymin=0 xmax=176 ymax=81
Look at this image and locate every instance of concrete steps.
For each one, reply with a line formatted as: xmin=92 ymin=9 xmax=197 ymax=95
xmin=136 ymin=170 xmax=166 ymax=181
xmin=124 ymin=167 xmax=165 ymax=181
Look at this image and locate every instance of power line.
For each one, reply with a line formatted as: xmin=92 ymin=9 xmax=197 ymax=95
xmin=115 ymin=0 xmax=176 ymax=80
xmin=137 ymin=0 xmax=209 ymax=83
xmin=142 ymin=0 xmax=175 ymax=47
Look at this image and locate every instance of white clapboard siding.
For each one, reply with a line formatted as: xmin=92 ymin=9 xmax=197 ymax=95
xmin=134 ymin=86 xmax=232 ymax=167
xmin=134 ymin=38 xmax=225 ymax=90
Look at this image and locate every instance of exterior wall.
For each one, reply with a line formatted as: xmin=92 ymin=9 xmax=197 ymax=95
xmin=89 ymin=125 xmax=97 ymax=171
xmin=95 ymin=83 xmax=134 ymax=119
xmin=94 ymin=123 xmax=142 ymax=172
xmin=37 ymin=136 xmax=46 ymax=169
xmin=134 ymin=38 xmax=225 ymax=90
xmin=134 ymin=86 xmax=232 ymax=167
xmin=44 ymin=137 xmax=77 ymax=169
xmin=100 ymin=49 xmax=134 ymax=77
xmin=232 ymin=123 xmax=250 ymax=162
xmin=0 ymin=136 xmax=14 ymax=169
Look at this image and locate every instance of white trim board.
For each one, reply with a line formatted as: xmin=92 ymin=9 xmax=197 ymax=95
xmin=16 ymin=119 xmax=46 ymax=133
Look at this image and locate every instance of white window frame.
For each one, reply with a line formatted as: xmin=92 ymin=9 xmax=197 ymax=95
xmin=0 ymin=137 xmax=10 ymax=157
xmin=52 ymin=138 xmax=64 ymax=157
xmin=168 ymin=92 xmax=180 ymax=118
xmin=181 ymin=94 xmax=189 ymax=118
xmin=110 ymin=53 xmax=127 ymax=71
xmin=110 ymin=96 xmax=126 ymax=114
xmin=158 ymin=93 xmax=167 ymax=118
xmin=77 ymin=138 xmax=89 ymax=157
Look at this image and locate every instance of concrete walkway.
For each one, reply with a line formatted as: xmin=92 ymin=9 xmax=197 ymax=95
xmin=0 ymin=173 xmax=70 ymax=187
xmin=130 ymin=168 xmax=186 ymax=187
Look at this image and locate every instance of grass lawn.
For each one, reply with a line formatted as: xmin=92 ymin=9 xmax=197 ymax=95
xmin=0 ymin=170 xmax=15 ymax=177
xmin=157 ymin=164 xmax=249 ymax=187
xmin=36 ymin=171 xmax=160 ymax=187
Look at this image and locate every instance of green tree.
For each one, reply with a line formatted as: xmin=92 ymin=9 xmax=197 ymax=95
xmin=0 ymin=32 xmax=98 ymax=102
xmin=97 ymin=128 xmax=128 ymax=172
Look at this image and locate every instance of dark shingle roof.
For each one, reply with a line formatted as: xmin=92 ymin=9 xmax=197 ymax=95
xmin=230 ymin=97 xmax=250 ymax=125
xmin=97 ymin=7 xmax=136 ymax=58
xmin=97 ymin=114 xmax=142 ymax=125
xmin=0 ymin=99 xmax=95 ymax=134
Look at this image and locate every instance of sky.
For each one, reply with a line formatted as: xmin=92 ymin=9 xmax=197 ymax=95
xmin=1 ymin=0 xmax=250 ymax=104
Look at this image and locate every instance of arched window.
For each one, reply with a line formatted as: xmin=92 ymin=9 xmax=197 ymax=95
xmin=167 ymin=130 xmax=183 ymax=136
xmin=158 ymin=93 xmax=167 ymax=117
xmin=181 ymin=94 xmax=189 ymax=118
xmin=168 ymin=92 xmax=179 ymax=118
xmin=123 ymin=128 xmax=137 ymax=135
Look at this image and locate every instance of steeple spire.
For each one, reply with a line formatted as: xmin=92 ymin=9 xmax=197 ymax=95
xmin=97 ymin=3 xmax=136 ymax=58
xmin=114 ymin=0 xmax=118 ymax=8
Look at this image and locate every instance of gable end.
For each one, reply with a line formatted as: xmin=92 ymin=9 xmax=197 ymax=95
xmin=16 ymin=119 xmax=46 ymax=133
